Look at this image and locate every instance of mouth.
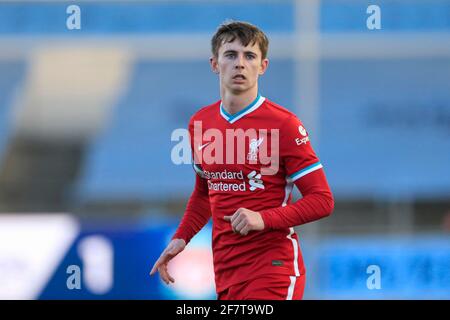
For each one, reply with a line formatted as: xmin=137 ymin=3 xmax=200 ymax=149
xmin=233 ymin=74 xmax=246 ymax=80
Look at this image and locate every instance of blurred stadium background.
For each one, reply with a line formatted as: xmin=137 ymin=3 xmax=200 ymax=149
xmin=0 ymin=0 xmax=449 ymax=299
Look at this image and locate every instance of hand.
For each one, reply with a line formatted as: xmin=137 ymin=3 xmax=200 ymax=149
xmin=149 ymin=238 xmax=186 ymax=284
xmin=223 ymin=208 xmax=265 ymax=236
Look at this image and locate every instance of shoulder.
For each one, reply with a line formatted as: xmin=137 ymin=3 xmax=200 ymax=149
xmin=190 ymin=100 xmax=220 ymax=123
xmin=263 ymin=98 xmax=303 ymax=125
xmin=263 ymin=99 xmax=311 ymax=142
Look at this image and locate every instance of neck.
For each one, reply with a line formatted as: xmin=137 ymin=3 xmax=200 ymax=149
xmin=221 ymin=87 xmax=259 ymax=115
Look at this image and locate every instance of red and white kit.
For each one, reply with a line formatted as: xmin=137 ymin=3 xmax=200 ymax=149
xmin=173 ymin=95 xmax=334 ymax=299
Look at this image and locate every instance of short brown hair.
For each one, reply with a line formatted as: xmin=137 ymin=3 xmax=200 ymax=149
xmin=211 ymin=21 xmax=269 ymax=60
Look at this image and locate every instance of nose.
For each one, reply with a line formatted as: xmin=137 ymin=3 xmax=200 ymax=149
xmin=235 ymin=53 xmax=245 ymax=69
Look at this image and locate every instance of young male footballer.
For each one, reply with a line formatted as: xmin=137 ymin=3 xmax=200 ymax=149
xmin=151 ymin=21 xmax=334 ymax=300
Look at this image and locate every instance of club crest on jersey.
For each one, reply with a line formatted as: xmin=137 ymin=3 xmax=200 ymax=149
xmin=247 ymin=138 xmax=264 ymax=161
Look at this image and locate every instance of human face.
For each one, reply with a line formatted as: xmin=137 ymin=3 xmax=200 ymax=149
xmin=210 ymin=39 xmax=268 ymax=95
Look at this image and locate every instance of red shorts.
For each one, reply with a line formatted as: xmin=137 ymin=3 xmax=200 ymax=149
xmin=217 ymin=274 xmax=305 ymax=300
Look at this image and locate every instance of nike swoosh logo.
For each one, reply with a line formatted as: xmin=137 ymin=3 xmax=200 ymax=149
xmin=198 ymin=142 xmax=211 ymax=151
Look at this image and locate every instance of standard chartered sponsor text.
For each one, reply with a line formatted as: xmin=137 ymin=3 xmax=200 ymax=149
xmin=207 ymin=180 xmax=247 ymax=192
xmin=205 ymin=170 xmax=248 ymax=192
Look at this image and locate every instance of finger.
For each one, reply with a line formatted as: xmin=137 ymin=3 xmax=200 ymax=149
xmin=231 ymin=210 xmax=242 ymax=223
xmin=232 ymin=215 xmax=245 ymax=230
xmin=163 ymin=265 xmax=175 ymax=284
xmin=150 ymin=249 xmax=175 ymax=275
xmin=234 ymin=219 xmax=247 ymax=233
xmin=167 ymin=271 xmax=175 ymax=283
xmin=150 ymin=264 xmax=157 ymax=276
xmin=226 ymin=211 xmax=239 ymax=223
xmin=150 ymin=255 xmax=164 ymax=275
xmin=223 ymin=215 xmax=232 ymax=222
xmin=240 ymin=225 xmax=250 ymax=236
xmin=159 ymin=265 xmax=171 ymax=284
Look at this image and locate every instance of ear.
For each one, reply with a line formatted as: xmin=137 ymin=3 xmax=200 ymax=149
xmin=210 ymin=56 xmax=219 ymax=74
xmin=259 ymin=58 xmax=269 ymax=75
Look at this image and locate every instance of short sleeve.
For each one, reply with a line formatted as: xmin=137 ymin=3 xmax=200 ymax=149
xmin=281 ymin=115 xmax=323 ymax=182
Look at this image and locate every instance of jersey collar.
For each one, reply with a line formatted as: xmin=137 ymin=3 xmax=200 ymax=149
xmin=220 ymin=94 xmax=265 ymax=124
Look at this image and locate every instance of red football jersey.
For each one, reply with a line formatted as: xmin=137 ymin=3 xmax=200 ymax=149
xmin=176 ymin=95 xmax=326 ymax=293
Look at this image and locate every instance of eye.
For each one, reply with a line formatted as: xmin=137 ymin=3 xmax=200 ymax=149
xmin=246 ymin=54 xmax=256 ymax=59
xmin=225 ymin=53 xmax=236 ymax=58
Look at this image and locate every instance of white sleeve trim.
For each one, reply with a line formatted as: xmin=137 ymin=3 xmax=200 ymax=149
xmin=288 ymin=162 xmax=323 ymax=182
